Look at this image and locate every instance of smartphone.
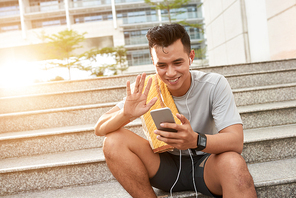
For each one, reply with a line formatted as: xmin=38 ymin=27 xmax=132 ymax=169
xmin=150 ymin=107 xmax=177 ymax=132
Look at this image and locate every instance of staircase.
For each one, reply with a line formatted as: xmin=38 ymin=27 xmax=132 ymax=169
xmin=0 ymin=59 xmax=295 ymax=198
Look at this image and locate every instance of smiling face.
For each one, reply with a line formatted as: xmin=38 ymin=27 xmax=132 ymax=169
xmin=151 ymin=39 xmax=195 ymax=97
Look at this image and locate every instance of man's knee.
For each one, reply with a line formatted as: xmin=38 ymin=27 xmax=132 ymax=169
xmin=103 ymin=128 xmax=126 ymax=159
xmin=217 ymin=152 xmax=254 ymax=189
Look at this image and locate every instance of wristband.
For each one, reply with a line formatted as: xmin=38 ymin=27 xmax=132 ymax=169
xmin=195 ymin=132 xmax=207 ymax=151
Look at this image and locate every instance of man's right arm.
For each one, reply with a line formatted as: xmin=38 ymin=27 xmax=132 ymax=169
xmin=94 ymin=106 xmax=131 ymax=136
xmin=94 ymin=73 xmax=157 ymax=137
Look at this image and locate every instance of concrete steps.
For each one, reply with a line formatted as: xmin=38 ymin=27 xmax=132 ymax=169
xmin=1 ymin=81 xmax=295 ymax=114
xmin=1 ymin=117 xmax=295 ymax=163
xmin=1 ymin=99 xmax=295 ymax=133
xmin=1 ymin=147 xmax=295 ymax=197
xmin=0 ymin=58 xmax=295 ymax=98
xmin=1 ymin=59 xmax=296 ymax=197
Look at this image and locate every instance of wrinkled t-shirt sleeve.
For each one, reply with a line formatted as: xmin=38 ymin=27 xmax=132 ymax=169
xmin=211 ymin=76 xmax=242 ymax=132
xmin=116 ymin=97 xmax=126 ymax=109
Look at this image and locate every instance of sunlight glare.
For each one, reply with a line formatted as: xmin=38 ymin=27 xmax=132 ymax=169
xmin=0 ymin=55 xmax=115 ymax=88
xmin=0 ymin=60 xmax=40 ymax=88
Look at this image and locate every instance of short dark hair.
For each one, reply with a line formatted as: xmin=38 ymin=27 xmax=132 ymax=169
xmin=146 ymin=23 xmax=191 ymax=55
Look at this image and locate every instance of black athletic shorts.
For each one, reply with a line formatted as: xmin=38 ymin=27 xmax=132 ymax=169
xmin=149 ymin=152 xmax=222 ymax=198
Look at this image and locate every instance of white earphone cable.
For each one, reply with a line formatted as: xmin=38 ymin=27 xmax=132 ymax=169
xmin=186 ymin=72 xmax=198 ymax=198
xmin=170 ymin=71 xmax=198 ymax=198
xmin=170 ymin=150 xmax=182 ymax=198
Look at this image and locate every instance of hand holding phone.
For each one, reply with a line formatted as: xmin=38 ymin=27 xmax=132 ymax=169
xmin=150 ymin=107 xmax=177 ymax=132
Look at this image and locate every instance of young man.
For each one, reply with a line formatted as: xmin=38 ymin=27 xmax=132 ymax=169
xmin=95 ymin=24 xmax=257 ymax=198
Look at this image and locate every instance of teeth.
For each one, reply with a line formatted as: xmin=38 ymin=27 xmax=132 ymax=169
xmin=168 ymin=78 xmax=178 ymax=82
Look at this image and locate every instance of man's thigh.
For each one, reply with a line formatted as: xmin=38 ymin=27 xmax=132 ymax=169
xmin=104 ymin=127 xmax=160 ymax=178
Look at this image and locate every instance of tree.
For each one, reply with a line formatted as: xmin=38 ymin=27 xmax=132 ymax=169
xmin=83 ymin=46 xmax=128 ymax=76
xmin=145 ymin=0 xmax=206 ymax=62
xmin=194 ymin=46 xmax=207 ymax=67
xmin=113 ymin=46 xmax=128 ymax=74
xmin=41 ymin=29 xmax=91 ymax=80
xmin=145 ymin=0 xmax=190 ymax=24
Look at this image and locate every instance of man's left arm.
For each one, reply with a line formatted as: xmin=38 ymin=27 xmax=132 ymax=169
xmin=201 ymin=124 xmax=243 ymax=154
xmin=155 ymin=115 xmax=243 ymax=154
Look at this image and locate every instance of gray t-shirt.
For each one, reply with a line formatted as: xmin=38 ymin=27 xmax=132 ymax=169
xmin=116 ymin=71 xmax=242 ymax=155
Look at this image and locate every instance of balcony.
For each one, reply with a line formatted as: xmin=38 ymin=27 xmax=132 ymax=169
xmin=124 ymin=36 xmax=147 ymax=46
xmin=25 ymin=2 xmax=65 ymax=13
xmin=69 ymin=0 xmax=111 ymax=8
xmin=122 ymin=15 xmax=157 ymax=24
xmin=115 ymin=0 xmax=143 ymax=3
xmin=0 ymin=9 xmax=19 ymax=17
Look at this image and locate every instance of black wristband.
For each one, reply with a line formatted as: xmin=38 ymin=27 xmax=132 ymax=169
xmin=195 ymin=132 xmax=207 ymax=151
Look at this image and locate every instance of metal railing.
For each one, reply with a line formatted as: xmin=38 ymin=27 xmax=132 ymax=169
xmin=69 ymin=0 xmax=111 ymax=8
xmin=115 ymin=0 xmax=143 ymax=3
xmin=122 ymin=15 xmax=158 ymax=24
xmin=0 ymin=9 xmax=19 ymax=16
xmin=25 ymin=2 xmax=65 ymax=13
xmin=128 ymin=57 xmax=151 ymax=66
xmin=125 ymin=36 xmax=148 ymax=45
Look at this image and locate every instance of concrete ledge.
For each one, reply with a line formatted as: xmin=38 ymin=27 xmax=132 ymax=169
xmin=226 ymin=69 xmax=296 ymax=89
xmin=1 ymin=100 xmax=295 ymax=133
xmin=1 ymin=58 xmax=295 ymax=97
xmin=1 ymin=152 xmax=295 ymax=197
xmin=1 ymin=81 xmax=295 ymax=114
xmin=0 ymin=120 xmax=143 ymax=160
xmin=239 ymin=100 xmax=296 ymax=129
xmin=242 ymin=124 xmax=296 ymax=163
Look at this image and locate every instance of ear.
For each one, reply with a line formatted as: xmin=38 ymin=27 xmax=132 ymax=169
xmin=189 ymin=49 xmax=195 ymax=63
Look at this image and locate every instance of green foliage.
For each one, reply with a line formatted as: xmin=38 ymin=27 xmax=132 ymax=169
xmin=145 ymin=0 xmax=190 ymax=23
xmin=194 ymin=46 xmax=207 ymax=60
xmin=145 ymin=0 xmax=206 ymax=63
xmin=83 ymin=46 xmax=128 ymax=76
xmin=41 ymin=29 xmax=89 ymax=80
xmin=178 ymin=20 xmax=204 ymax=34
xmin=144 ymin=0 xmax=204 ymax=32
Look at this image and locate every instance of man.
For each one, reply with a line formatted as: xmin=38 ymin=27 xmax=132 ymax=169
xmin=95 ymin=24 xmax=257 ymax=198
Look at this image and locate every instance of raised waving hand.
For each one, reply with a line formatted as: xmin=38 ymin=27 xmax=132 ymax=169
xmin=124 ymin=73 xmax=158 ymax=121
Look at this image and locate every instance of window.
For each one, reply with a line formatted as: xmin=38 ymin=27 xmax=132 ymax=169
xmin=32 ymin=17 xmax=66 ymax=28
xmin=0 ymin=23 xmax=20 ymax=32
xmin=127 ymin=49 xmax=151 ymax=66
xmin=124 ymin=29 xmax=148 ymax=45
xmin=161 ymin=4 xmax=199 ymax=21
xmin=29 ymin=0 xmax=64 ymax=7
xmin=117 ymin=9 xmax=157 ymax=24
xmin=74 ymin=12 xmax=113 ymax=23
xmin=115 ymin=0 xmax=142 ymax=3
xmin=185 ymin=26 xmax=203 ymax=40
xmin=72 ymin=0 xmax=111 ymax=8
xmin=0 ymin=1 xmax=19 ymax=16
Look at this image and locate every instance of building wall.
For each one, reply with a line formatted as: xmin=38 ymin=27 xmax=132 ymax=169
xmin=266 ymin=0 xmax=296 ymax=60
xmin=204 ymin=0 xmax=296 ymax=67
xmin=203 ymin=0 xmax=249 ymax=66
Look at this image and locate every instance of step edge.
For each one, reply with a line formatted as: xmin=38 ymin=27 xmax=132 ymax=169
xmin=0 ymin=102 xmax=118 ymax=118
xmin=1 ymin=100 xmax=295 ymax=118
xmin=0 ymin=119 xmax=141 ymax=141
xmin=0 ymin=85 xmax=127 ymax=100
xmin=0 ymin=148 xmax=105 ymax=174
xmin=238 ymin=100 xmax=296 ymax=114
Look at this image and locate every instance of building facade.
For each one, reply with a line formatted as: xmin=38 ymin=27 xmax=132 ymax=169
xmin=0 ymin=0 xmax=205 ymax=73
xmin=204 ymin=0 xmax=296 ymax=66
